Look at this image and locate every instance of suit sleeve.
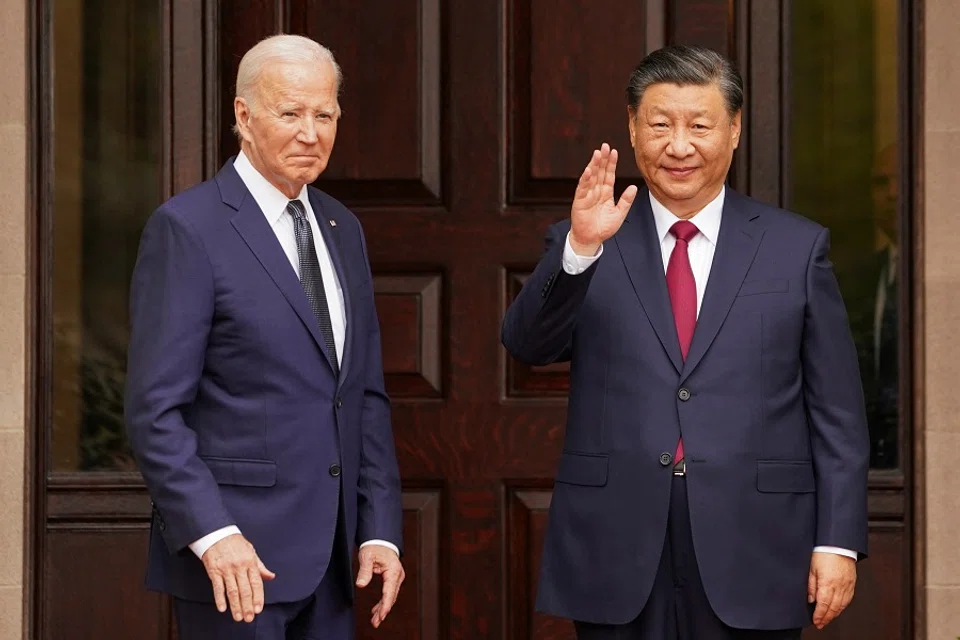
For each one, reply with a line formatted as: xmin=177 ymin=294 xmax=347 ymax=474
xmin=354 ymin=223 xmax=404 ymax=553
xmin=802 ymin=227 xmax=871 ymax=558
xmin=501 ymin=222 xmax=599 ymax=365
xmin=124 ymin=206 xmax=235 ymax=553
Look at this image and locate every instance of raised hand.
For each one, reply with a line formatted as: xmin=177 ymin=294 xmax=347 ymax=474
xmin=569 ymin=142 xmax=638 ymax=256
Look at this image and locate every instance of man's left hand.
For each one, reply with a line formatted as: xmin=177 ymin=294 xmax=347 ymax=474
xmin=808 ymin=552 xmax=857 ymax=629
xmin=356 ymin=544 xmax=405 ymax=628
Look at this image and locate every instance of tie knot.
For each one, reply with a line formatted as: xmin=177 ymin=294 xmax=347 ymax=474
xmin=670 ymin=220 xmax=699 ymax=244
xmin=286 ymin=199 xmax=306 ymax=221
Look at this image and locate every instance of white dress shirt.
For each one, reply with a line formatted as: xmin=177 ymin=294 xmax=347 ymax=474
xmin=561 ymin=186 xmax=856 ymax=561
xmin=188 ymin=151 xmax=398 ymax=559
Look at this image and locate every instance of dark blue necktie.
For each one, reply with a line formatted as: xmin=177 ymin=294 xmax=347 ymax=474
xmin=286 ymin=199 xmax=338 ymax=375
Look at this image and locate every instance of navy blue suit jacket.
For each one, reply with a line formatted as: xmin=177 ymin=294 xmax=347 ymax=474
xmin=124 ymin=159 xmax=403 ymax=604
xmin=501 ymin=187 xmax=869 ymax=629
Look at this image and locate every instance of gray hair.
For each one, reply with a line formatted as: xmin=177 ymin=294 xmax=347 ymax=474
xmin=625 ymin=45 xmax=743 ymax=117
xmin=233 ymin=34 xmax=343 ymax=137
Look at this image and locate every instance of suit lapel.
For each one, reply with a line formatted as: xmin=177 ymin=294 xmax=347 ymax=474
xmin=614 ymin=193 xmax=684 ymax=374
xmin=217 ymin=160 xmax=330 ymax=364
xmin=309 ymin=190 xmax=354 ymax=386
xmin=679 ymin=192 xmax=763 ymax=383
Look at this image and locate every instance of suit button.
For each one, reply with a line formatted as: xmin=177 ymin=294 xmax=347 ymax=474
xmin=336 ymin=397 xmax=343 ymax=409
xmin=329 ymin=464 xmax=342 ymax=477
xmin=677 ymin=388 xmax=691 ymax=401
xmin=659 ymin=452 xmax=673 ymax=466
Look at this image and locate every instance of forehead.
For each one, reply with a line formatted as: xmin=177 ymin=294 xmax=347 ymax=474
xmin=640 ymin=82 xmax=727 ymax=115
xmin=257 ymin=60 xmax=338 ymax=105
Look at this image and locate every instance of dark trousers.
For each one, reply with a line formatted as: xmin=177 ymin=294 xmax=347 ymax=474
xmin=575 ymin=476 xmax=802 ymax=640
xmin=175 ymin=516 xmax=354 ymax=640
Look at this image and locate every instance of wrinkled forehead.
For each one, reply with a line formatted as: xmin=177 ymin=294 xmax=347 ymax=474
xmin=255 ymin=60 xmax=339 ymax=106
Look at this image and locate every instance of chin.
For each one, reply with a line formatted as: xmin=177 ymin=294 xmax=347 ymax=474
xmin=292 ymin=167 xmax=324 ymax=184
xmin=654 ymin=185 xmax=697 ymax=202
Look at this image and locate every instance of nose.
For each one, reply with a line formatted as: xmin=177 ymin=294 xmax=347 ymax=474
xmin=297 ymin=117 xmax=319 ymax=144
xmin=666 ymin=129 xmax=695 ymax=158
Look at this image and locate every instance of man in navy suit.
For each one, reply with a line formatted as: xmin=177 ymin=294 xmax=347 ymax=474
xmin=502 ymin=45 xmax=869 ymax=639
xmin=124 ymin=34 xmax=404 ymax=639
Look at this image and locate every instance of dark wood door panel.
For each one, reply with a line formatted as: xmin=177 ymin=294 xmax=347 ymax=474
xmin=43 ymin=525 xmax=173 ymax=640
xmin=219 ymin=0 xmax=444 ymax=207
xmin=506 ymin=0 xmax=664 ymax=205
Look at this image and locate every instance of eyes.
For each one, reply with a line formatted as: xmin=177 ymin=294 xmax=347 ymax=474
xmin=651 ymin=122 xmax=709 ymax=131
xmin=281 ymin=111 xmax=334 ymax=122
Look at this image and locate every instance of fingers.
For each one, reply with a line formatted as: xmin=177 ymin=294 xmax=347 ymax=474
xmin=223 ymin=572 xmax=244 ymax=622
xmin=356 ymin=554 xmax=374 ymax=588
xmin=813 ymin=586 xmax=844 ymax=629
xmin=574 ymin=150 xmax=601 ymax=202
xmin=616 ymin=184 xmax=638 ymax=215
xmin=602 ymin=146 xmax=618 ymax=194
xmin=596 ymin=143 xmax=612 ymax=192
xmin=812 ymin=582 xmax=855 ymax=629
xmin=811 ymin=583 xmax=831 ymax=627
xmin=257 ymin=557 xmax=276 ymax=581
xmin=807 ymin=568 xmax=817 ymax=604
xmin=372 ymin=565 xmax=404 ymax=627
xmin=235 ymin=570 xmax=256 ymax=622
xmin=211 ymin=573 xmax=227 ymax=613
xmin=248 ymin=566 xmax=265 ymax=615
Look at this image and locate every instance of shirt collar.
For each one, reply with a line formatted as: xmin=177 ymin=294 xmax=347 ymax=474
xmin=233 ymin=149 xmax=310 ymax=225
xmin=649 ymin=185 xmax=725 ymax=246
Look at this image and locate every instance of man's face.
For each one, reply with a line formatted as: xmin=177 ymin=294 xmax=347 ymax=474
xmin=871 ymin=143 xmax=898 ymax=244
xmin=234 ymin=59 xmax=339 ymax=197
xmin=628 ymin=81 xmax=741 ymax=218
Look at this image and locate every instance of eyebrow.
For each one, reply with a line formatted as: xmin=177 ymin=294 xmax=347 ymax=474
xmin=275 ymin=102 xmax=336 ymax=114
xmin=648 ymin=107 xmax=710 ymax=118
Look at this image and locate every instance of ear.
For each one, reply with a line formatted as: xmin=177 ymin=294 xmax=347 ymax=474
xmin=730 ymin=109 xmax=742 ymax=150
xmin=234 ymin=97 xmax=254 ymax=143
xmin=627 ymin=106 xmax=638 ymax=148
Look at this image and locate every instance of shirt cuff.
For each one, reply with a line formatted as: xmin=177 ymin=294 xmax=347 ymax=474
xmin=360 ymin=539 xmax=400 ymax=556
xmin=561 ymin=231 xmax=603 ymax=275
xmin=813 ymin=545 xmax=858 ymax=560
xmin=189 ymin=525 xmax=241 ymax=559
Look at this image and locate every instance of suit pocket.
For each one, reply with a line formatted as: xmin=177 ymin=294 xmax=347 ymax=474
xmin=555 ymin=451 xmax=609 ymax=487
xmin=200 ymin=456 xmax=277 ymax=487
xmin=756 ymin=460 xmax=815 ymax=493
xmin=738 ymin=279 xmax=789 ymax=297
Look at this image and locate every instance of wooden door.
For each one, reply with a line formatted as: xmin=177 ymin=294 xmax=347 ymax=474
xmin=30 ymin=1 xmax=914 ymax=638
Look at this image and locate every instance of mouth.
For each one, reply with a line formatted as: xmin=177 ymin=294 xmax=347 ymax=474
xmin=663 ymin=167 xmax=698 ymax=178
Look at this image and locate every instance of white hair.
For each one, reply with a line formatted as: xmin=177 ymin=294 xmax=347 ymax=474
xmin=232 ymin=34 xmax=342 ymax=136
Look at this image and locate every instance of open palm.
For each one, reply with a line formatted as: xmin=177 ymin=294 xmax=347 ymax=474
xmin=569 ymin=143 xmax=638 ymax=254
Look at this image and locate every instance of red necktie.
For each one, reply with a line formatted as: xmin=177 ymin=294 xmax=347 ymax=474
xmin=666 ymin=220 xmax=699 ymax=462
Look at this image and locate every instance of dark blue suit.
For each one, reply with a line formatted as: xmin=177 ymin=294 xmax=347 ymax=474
xmin=124 ymin=159 xmax=403 ymax=631
xmin=501 ymin=187 xmax=869 ymax=635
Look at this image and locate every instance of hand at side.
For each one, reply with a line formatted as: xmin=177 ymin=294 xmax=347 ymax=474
xmin=201 ymin=533 xmax=276 ymax=623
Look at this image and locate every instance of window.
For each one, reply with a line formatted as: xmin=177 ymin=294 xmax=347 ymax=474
xmin=51 ymin=0 xmax=162 ymax=471
xmin=786 ymin=0 xmax=900 ymax=468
